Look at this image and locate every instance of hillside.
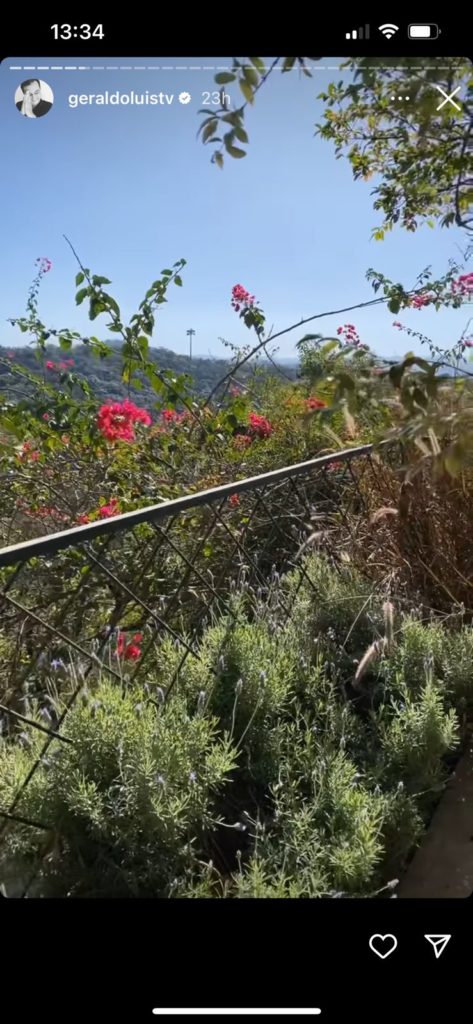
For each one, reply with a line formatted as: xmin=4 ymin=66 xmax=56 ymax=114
xmin=0 ymin=342 xmax=299 ymax=406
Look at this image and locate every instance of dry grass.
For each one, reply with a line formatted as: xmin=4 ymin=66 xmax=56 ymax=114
xmin=346 ymin=453 xmax=473 ymax=614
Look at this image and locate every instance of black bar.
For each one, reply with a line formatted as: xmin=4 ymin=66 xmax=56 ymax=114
xmin=0 ymin=18 xmax=471 ymax=60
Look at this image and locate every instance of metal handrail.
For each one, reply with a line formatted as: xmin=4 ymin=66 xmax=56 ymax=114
xmin=0 ymin=441 xmax=390 ymax=568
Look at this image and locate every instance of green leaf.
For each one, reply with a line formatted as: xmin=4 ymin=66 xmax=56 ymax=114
xmin=161 ymin=269 xmax=173 ymax=276
xmin=226 ymin=145 xmax=247 ymax=159
xmin=322 ymin=340 xmax=340 ymax=355
xmin=59 ymin=337 xmax=72 ymax=351
xmin=249 ymin=57 xmax=266 ymax=75
xmin=233 ymin=124 xmax=249 ymax=144
xmin=174 ymin=276 xmax=183 ymax=286
xmin=388 ymin=298 xmax=401 ymax=314
xmin=214 ymin=151 xmax=224 ymax=169
xmin=215 ymin=72 xmax=236 ymax=85
xmin=75 ymin=288 xmax=88 ymax=306
xmin=243 ymin=66 xmax=259 ymax=87
xmin=92 ymin=276 xmax=112 ymax=286
xmin=202 ymin=119 xmax=218 ymax=142
xmin=239 ymin=78 xmax=254 ymax=104
xmin=75 ymin=272 xmax=85 ymax=286
xmin=102 ymin=294 xmax=121 ymax=317
xmin=282 ymin=57 xmax=296 ymax=72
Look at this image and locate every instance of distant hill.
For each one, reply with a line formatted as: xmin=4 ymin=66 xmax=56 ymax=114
xmin=0 ymin=342 xmax=299 ymax=407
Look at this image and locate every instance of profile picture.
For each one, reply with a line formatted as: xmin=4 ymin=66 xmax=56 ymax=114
xmin=15 ymin=79 xmax=54 ymax=118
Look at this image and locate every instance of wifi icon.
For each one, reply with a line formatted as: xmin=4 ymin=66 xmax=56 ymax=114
xmin=379 ymin=23 xmax=399 ymax=38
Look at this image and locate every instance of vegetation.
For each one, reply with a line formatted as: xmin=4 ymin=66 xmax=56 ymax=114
xmin=0 ymin=554 xmax=470 ymax=898
xmin=0 ymin=56 xmax=472 ymax=898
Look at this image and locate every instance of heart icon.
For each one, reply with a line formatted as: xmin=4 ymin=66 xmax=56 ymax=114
xmin=369 ymin=934 xmax=398 ymax=959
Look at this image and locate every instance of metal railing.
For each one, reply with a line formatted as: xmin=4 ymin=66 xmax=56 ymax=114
xmin=0 ymin=440 xmax=402 ymax=883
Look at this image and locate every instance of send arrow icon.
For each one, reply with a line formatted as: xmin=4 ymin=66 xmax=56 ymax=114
xmin=424 ymin=935 xmax=451 ymax=959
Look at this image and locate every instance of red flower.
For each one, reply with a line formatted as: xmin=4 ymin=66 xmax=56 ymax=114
xmin=229 ymin=493 xmax=240 ymax=507
xmin=97 ymin=399 xmax=152 ymax=442
xmin=116 ymin=631 xmax=142 ymax=661
xmin=98 ymin=497 xmax=121 ymax=519
xmin=305 ymin=397 xmax=326 ymax=411
xmin=46 ymin=361 xmax=55 ymax=370
xmin=77 ymin=513 xmax=91 ymax=525
xmin=58 ymin=362 xmax=69 ymax=370
xmin=392 ymin=321 xmax=402 ymax=329
xmin=248 ymin=412 xmax=274 ymax=438
xmin=42 ymin=412 xmax=50 ymax=421
xmin=124 ymin=643 xmax=141 ymax=661
xmin=464 ymin=339 xmax=473 ymax=348
xmin=327 ymin=460 xmax=343 ymax=472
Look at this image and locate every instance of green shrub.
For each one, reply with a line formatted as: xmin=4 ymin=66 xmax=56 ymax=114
xmin=0 ymin=680 xmax=237 ymax=897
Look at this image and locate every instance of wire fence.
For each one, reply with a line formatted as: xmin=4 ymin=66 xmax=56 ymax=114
xmin=0 ymin=439 xmax=404 ymax=891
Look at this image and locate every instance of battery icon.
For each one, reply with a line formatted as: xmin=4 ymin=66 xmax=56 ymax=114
xmin=408 ymin=24 xmax=439 ymax=39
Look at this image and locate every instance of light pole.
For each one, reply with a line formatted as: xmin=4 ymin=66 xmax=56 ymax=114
xmin=186 ymin=328 xmax=195 ymax=363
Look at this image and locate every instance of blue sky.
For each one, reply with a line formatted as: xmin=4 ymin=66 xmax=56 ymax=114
xmin=0 ymin=56 xmax=470 ymax=360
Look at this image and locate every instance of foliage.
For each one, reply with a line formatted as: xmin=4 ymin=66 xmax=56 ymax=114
xmin=1 ymin=555 xmax=470 ymax=898
xmin=198 ymin=57 xmax=473 ymax=236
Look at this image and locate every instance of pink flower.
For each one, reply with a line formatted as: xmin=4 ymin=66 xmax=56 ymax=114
xmin=452 ymin=273 xmax=473 ymax=297
xmin=77 ymin=513 xmax=91 ymax=525
xmin=42 ymin=413 xmax=50 ymax=421
xmin=229 ymin=493 xmax=240 ymax=507
xmin=97 ymin=400 xmax=152 ymax=442
xmin=337 ymin=324 xmax=362 ymax=345
xmin=36 ymin=257 xmax=52 ymax=274
xmin=248 ymin=412 xmax=274 ymax=439
xmin=305 ymin=397 xmax=326 ymax=411
xmin=98 ymin=497 xmax=121 ymax=519
xmin=392 ymin=321 xmax=403 ymax=329
xmin=464 ymin=339 xmax=473 ymax=348
xmin=410 ymin=293 xmax=433 ymax=309
xmin=116 ymin=630 xmax=142 ymax=661
xmin=231 ymin=284 xmax=256 ymax=312
xmin=46 ymin=361 xmax=55 ymax=370
xmin=58 ymin=362 xmax=69 ymax=371
xmin=234 ymin=434 xmax=252 ymax=449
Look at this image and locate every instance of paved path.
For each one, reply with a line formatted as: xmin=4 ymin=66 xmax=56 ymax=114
xmin=398 ymin=745 xmax=473 ymax=898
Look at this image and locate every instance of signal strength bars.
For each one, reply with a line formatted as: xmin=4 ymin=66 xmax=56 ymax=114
xmin=345 ymin=25 xmax=370 ymax=39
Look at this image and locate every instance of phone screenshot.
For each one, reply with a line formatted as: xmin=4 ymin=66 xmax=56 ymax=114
xmin=0 ymin=18 xmax=471 ymax=1022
